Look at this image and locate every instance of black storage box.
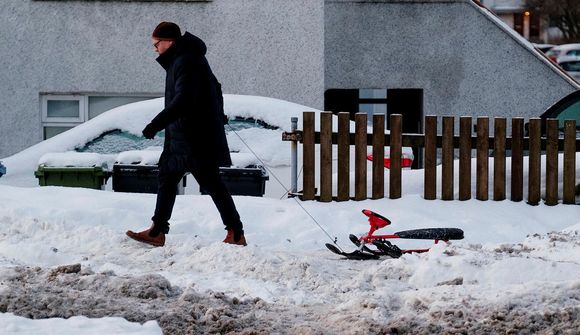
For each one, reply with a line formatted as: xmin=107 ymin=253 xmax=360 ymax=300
xmin=201 ymin=165 xmax=269 ymax=196
xmin=112 ymin=164 xmax=185 ymax=194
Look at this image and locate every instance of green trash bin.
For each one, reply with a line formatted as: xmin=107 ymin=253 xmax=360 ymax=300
xmin=34 ymin=165 xmax=109 ymax=190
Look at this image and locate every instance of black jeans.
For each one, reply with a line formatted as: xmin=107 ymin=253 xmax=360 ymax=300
xmin=151 ymin=162 xmax=243 ymax=234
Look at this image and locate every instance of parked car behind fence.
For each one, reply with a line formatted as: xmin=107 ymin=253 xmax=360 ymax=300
xmin=546 ymin=43 xmax=580 ymax=63
xmin=557 ymin=59 xmax=580 ymax=82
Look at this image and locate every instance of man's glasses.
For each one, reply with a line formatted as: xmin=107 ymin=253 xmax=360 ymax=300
xmin=153 ymin=40 xmax=162 ymax=49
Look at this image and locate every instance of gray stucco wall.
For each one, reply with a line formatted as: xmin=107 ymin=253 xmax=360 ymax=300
xmin=2 ymin=0 xmax=577 ymax=159
xmin=0 ymin=0 xmax=324 ymax=157
xmin=325 ymin=0 xmax=579 ymax=129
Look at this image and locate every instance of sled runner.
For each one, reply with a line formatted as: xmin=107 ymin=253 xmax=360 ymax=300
xmin=326 ymin=209 xmax=464 ymax=260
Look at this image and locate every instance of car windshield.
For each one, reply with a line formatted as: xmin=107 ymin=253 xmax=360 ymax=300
xmin=75 ymin=130 xmax=163 ymax=154
xmin=226 ymin=117 xmax=278 ymax=131
xmin=75 ymin=117 xmax=277 ymax=154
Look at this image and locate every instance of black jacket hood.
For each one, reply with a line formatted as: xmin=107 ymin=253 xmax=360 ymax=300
xmin=156 ymin=32 xmax=207 ymax=69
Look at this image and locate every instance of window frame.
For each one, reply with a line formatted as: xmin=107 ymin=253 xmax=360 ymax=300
xmin=41 ymin=94 xmax=86 ymax=123
xmin=42 ymin=123 xmax=77 ymax=139
xmin=40 ymin=93 xmax=160 ymax=140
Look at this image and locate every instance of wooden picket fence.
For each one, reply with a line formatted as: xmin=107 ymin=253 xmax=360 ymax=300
xmin=284 ymin=112 xmax=579 ymax=205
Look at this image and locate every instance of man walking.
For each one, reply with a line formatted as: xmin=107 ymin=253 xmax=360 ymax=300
xmin=126 ymin=22 xmax=246 ymax=247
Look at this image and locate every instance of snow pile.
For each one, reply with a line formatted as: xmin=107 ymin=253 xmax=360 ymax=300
xmin=1 ymin=95 xmax=579 ymax=333
xmin=38 ymin=152 xmax=115 ymax=169
xmin=0 ymin=312 xmax=161 ymax=335
xmin=115 ymin=150 xmax=162 ymax=166
xmin=0 ymin=182 xmax=579 ymax=333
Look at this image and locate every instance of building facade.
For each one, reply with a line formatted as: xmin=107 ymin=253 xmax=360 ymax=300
xmin=0 ymin=0 xmax=577 ymax=158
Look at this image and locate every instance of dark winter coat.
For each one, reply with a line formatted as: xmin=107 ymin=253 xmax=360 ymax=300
xmin=149 ymin=32 xmax=232 ymax=172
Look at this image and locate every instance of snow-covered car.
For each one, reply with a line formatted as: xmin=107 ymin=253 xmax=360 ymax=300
xmin=0 ymin=95 xmax=322 ymax=197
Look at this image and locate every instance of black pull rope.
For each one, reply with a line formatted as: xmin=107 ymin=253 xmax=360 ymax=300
xmin=225 ymin=123 xmax=343 ymax=251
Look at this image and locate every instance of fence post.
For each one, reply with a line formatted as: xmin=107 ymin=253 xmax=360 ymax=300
xmin=320 ymin=112 xmax=333 ymax=202
xmin=290 ymin=117 xmax=298 ymax=194
xmin=355 ymin=113 xmax=367 ymax=201
xmin=372 ymin=114 xmax=385 ymax=199
xmin=424 ymin=116 xmax=437 ymax=200
xmin=390 ymin=114 xmax=402 ymax=199
xmin=337 ymin=112 xmax=350 ymax=201
xmin=302 ymin=112 xmax=315 ymax=200
xmin=493 ymin=117 xmax=506 ymax=201
xmin=442 ymin=116 xmax=454 ymax=200
xmin=563 ymin=120 xmax=577 ymax=204
xmin=511 ymin=118 xmax=524 ymax=202
xmin=459 ymin=117 xmax=472 ymax=200
xmin=545 ymin=119 xmax=559 ymax=206
xmin=528 ymin=118 xmax=541 ymax=205
xmin=476 ymin=117 xmax=489 ymax=201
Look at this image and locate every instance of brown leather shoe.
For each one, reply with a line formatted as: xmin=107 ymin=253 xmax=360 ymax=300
xmin=223 ymin=229 xmax=247 ymax=246
xmin=126 ymin=226 xmax=165 ymax=247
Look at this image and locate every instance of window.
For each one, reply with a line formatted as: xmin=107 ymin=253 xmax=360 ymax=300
xmin=325 ymin=88 xmax=423 ymax=130
xmin=42 ymin=95 xmax=85 ymax=123
xmin=565 ymin=50 xmax=580 ymax=57
xmin=41 ymin=94 xmax=158 ymax=139
xmin=44 ymin=125 xmax=76 ymax=139
xmin=324 ymin=88 xmax=387 ymax=125
xmin=359 ymin=89 xmax=387 ymax=126
xmin=87 ymin=96 xmax=156 ymax=119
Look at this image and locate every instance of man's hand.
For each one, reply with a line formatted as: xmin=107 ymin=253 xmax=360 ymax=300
xmin=142 ymin=123 xmax=158 ymax=139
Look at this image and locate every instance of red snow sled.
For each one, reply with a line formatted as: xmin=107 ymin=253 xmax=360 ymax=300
xmin=326 ymin=209 xmax=464 ymax=260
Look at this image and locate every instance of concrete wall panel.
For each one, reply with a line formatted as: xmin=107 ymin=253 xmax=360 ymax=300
xmin=325 ymin=0 xmax=578 ymax=129
xmin=0 ymin=0 xmax=324 ymax=157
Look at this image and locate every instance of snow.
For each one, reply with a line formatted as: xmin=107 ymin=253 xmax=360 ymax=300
xmin=39 ymin=152 xmax=115 ymax=169
xmin=0 ymin=95 xmax=579 ymax=333
xmin=0 ymin=314 xmax=160 ymax=335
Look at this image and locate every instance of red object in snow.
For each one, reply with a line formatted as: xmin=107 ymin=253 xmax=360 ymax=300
xmin=362 ymin=209 xmax=391 ymax=237
xmin=325 ymin=209 xmax=465 ymax=259
xmin=367 ymin=154 xmax=413 ymax=169
xmin=359 ymin=209 xmax=464 ymax=254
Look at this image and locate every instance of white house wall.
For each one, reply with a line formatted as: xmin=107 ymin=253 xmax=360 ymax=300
xmin=0 ymin=0 xmax=325 ymax=157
